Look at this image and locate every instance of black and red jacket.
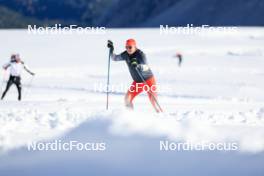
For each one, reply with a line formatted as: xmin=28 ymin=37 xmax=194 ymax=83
xmin=111 ymin=49 xmax=153 ymax=82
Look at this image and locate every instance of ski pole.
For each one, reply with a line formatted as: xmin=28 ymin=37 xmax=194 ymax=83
xmin=135 ymin=67 xmax=163 ymax=112
xmin=106 ymin=47 xmax=111 ymax=110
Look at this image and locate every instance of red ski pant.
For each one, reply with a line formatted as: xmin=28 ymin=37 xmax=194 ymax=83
xmin=125 ymin=76 xmax=160 ymax=112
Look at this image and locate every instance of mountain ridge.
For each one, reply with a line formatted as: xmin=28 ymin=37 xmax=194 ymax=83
xmin=0 ymin=0 xmax=263 ymax=28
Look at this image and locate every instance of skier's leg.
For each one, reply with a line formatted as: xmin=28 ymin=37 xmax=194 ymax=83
xmin=125 ymin=81 xmax=143 ymax=109
xmin=179 ymin=57 xmax=182 ymax=67
xmin=147 ymin=91 xmax=160 ymax=112
xmin=1 ymin=78 xmax=13 ymax=100
xmin=14 ymin=77 xmax=22 ymax=101
xmin=125 ymin=91 xmax=134 ymax=109
xmin=145 ymin=76 xmax=161 ymax=112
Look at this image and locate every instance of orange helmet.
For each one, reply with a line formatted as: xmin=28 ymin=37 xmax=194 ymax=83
xmin=126 ymin=39 xmax=136 ymax=47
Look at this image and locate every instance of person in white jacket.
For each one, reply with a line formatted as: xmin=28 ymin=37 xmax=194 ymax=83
xmin=1 ymin=54 xmax=35 ymax=101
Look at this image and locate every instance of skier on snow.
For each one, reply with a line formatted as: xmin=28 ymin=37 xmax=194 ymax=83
xmin=1 ymin=54 xmax=35 ymax=101
xmin=175 ymin=52 xmax=183 ymax=67
xmin=107 ymin=39 xmax=162 ymax=113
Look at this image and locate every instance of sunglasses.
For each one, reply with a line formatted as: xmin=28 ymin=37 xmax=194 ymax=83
xmin=126 ymin=46 xmax=133 ymax=49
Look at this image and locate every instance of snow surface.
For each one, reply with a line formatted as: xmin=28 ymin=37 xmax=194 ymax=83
xmin=0 ymin=28 xmax=264 ymax=175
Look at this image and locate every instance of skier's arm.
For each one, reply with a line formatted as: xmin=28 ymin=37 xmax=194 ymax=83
xmin=22 ymin=63 xmax=35 ymax=75
xmin=111 ymin=53 xmax=125 ymax=61
xmin=137 ymin=52 xmax=151 ymax=71
xmin=2 ymin=63 xmax=11 ymax=70
xmin=107 ymin=40 xmax=125 ymax=61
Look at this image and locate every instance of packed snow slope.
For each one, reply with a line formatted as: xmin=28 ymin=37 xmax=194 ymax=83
xmin=0 ymin=28 xmax=264 ymax=154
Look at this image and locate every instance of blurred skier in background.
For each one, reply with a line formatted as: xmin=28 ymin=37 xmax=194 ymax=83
xmin=107 ymin=39 xmax=163 ymax=113
xmin=175 ymin=52 xmax=183 ymax=67
xmin=1 ymin=54 xmax=35 ymax=101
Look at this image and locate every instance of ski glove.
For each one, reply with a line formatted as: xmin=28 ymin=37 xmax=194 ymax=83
xmin=131 ymin=58 xmax=140 ymax=69
xmin=107 ymin=40 xmax=114 ymax=54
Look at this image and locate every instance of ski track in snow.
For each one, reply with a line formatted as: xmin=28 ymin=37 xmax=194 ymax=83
xmin=0 ymin=100 xmax=264 ymax=153
xmin=0 ymin=103 xmax=90 ymax=153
